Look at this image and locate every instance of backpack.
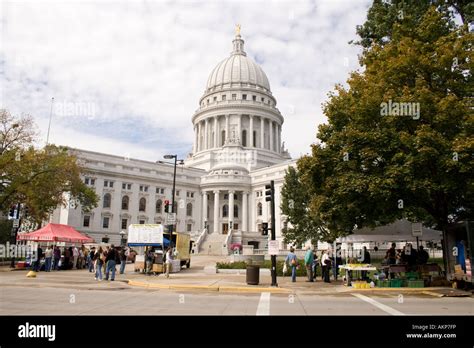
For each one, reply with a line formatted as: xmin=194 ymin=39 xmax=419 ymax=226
xmin=291 ymin=257 xmax=297 ymax=266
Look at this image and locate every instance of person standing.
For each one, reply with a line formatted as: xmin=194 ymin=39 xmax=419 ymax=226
xmin=105 ymin=244 xmax=117 ymax=281
xmin=53 ymin=246 xmax=61 ymax=271
xmin=285 ymin=247 xmax=298 ymax=282
xmin=94 ymin=247 xmax=104 ymax=281
xmin=119 ymin=247 xmax=128 ymax=274
xmin=34 ymin=245 xmax=43 ymax=272
xmin=321 ymin=250 xmax=331 ymax=283
xmin=312 ymin=249 xmax=319 ymax=280
xmin=72 ymin=246 xmax=79 ymax=269
xmin=63 ymin=248 xmax=71 ymax=270
xmin=44 ymin=246 xmax=53 ymax=272
xmin=165 ymin=247 xmax=173 ymax=278
xmin=304 ymin=246 xmax=314 ymax=282
xmin=417 ymin=246 xmax=429 ymax=265
xmin=88 ymin=247 xmax=96 ymax=272
xmin=361 ymin=246 xmax=371 ymax=280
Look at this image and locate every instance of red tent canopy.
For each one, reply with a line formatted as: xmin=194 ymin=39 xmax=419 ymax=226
xmin=17 ymin=223 xmax=93 ymax=244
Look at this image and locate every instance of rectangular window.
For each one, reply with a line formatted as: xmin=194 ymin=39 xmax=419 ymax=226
xmin=242 ymin=94 xmax=247 ymax=100
xmin=261 ymin=97 xmax=265 ymax=102
xmin=104 ymin=180 xmax=108 ymax=187
xmin=123 ymin=183 xmax=132 ymax=190
xmin=213 ymin=96 xmax=217 ymax=102
xmin=140 ymin=185 xmax=148 ymax=192
xmin=109 ymin=181 xmax=114 ymax=188
xmin=176 ymin=190 xmax=180 ymax=196
xmin=127 ymin=184 xmax=132 ymax=190
xmin=139 ymin=220 xmax=145 ymax=225
xmin=83 ymin=216 xmax=90 ymax=227
xmin=224 ymin=194 xmax=228 ymax=200
xmin=252 ymin=95 xmax=257 ymax=101
xmin=222 ymin=95 xmax=226 ymax=101
xmin=122 ymin=183 xmax=126 ymax=189
xmin=187 ymin=224 xmax=192 ymax=232
xmin=91 ymin=179 xmax=95 ymax=185
xmin=121 ymin=218 xmax=128 ymax=230
xmin=85 ymin=178 xmax=90 ymax=185
xmin=103 ymin=217 xmax=109 ymax=229
xmin=232 ymin=94 xmax=236 ymax=100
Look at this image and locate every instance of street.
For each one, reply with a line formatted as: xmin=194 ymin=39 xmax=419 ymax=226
xmin=0 ymin=256 xmax=472 ymax=316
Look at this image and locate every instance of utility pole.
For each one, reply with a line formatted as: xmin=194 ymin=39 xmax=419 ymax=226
xmin=265 ymin=180 xmax=277 ymax=287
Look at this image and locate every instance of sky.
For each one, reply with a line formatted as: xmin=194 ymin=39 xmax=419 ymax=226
xmin=0 ymin=0 xmax=371 ymax=162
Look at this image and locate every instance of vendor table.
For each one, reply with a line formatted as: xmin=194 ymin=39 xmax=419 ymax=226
xmin=339 ymin=265 xmax=377 ymax=286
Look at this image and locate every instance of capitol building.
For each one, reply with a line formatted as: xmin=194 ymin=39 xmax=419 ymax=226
xmin=51 ymin=30 xmax=296 ymax=254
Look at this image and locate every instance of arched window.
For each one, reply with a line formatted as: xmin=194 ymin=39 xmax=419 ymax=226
xmin=186 ymin=203 xmax=193 ymax=217
xmin=103 ymin=193 xmax=111 ymax=208
xmin=257 ymin=202 xmax=263 ymax=216
xmin=242 ymin=130 xmax=247 ymax=147
xmin=121 ymin=195 xmax=129 ymax=210
xmin=222 ymin=204 xmax=228 ymax=218
xmin=156 ymin=199 xmax=162 ymax=214
xmin=221 ymin=130 xmax=226 ymax=146
xmin=139 ymin=197 xmax=146 ymax=212
xmin=234 ymin=205 xmax=239 ymax=218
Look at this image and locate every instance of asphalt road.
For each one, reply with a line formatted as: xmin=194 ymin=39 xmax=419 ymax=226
xmin=1 ymin=284 xmax=473 ymax=316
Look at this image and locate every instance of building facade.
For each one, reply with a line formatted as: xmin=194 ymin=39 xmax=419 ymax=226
xmin=51 ymin=31 xmax=297 ymax=253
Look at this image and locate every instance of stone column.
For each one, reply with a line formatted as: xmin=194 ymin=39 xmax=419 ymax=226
xmin=225 ymin=115 xmax=229 ymax=144
xmin=228 ymin=190 xmax=234 ymax=231
xmin=202 ymin=191 xmax=208 ymax=229
xmin=260 ymin=117 xmax=265 ymax=149
xmin=249 ymin=115 xmax=254 ymax=147
xmin=237 ymin=115 xmax=242 ymax=144
xmin=213 ymin=190 xmax=219 ymax=234
xmin=214 ymin=116 xmax=218 ymax=148
xmin=270 ymin=121 xmax=274 ymax=152
xmin=193 ymin=125 xmax=197 ymax=153
xmin=277 ymin=124 xmax=281 ymax=153
xmin=204 ymin=118 xmax=209 ymax=150
xmin=242 ymin=191 xmax=248 ymax=232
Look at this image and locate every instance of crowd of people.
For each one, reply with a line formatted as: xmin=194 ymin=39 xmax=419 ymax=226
xmin=30 ymin=244 xmax=131 ymax=279
xmin=284 ymin=243 xmax=430 ymax=283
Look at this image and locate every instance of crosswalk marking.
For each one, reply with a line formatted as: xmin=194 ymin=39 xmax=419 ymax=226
xmin=256 ymin=292 xmax=271 ymax=315
xmin=352 ymin=293 xmax=405 ymax=316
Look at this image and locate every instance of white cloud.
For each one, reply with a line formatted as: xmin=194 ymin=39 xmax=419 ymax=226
xmin=0 ymin=0 xmax=371 ymax=161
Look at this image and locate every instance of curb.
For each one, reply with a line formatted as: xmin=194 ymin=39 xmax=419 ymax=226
xmin=127 ymin=280 xmax=292 ymax=294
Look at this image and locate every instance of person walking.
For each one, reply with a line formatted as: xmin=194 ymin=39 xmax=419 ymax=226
xmin=321 ymin=250 xmax=331 ymax=283
xmin=165 ymin=247 xmax=173 ymax=278
xmin=285 ymin=247 xmax=298 ymax=282
xmin=44 ymin=246 xmax=53 ymax=272
xmin=94 ymin=247 xmax=104 ymax=281
xmin=105 ymin=245 xmax=117 ymax=281
xmin=119 ymin=247 xmax=128 ymax=274
xmin=304 ymin=246 xmax=314 ymax=282
xmin=53 ymin=246 xmax=61 ymax=271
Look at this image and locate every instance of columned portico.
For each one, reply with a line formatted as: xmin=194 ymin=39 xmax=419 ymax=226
xmin=213 ymin=190 xmax=220 ymax=233
xmin=242 ymin=191 xmax=248 ymax=232
xmin=228 ymin=190 xmax=234 ymax=230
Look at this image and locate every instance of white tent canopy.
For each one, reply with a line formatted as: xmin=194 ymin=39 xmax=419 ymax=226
xmin=336 ymin=219 xmax=443 ymax=243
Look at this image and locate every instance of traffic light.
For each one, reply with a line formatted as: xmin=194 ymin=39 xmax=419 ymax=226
xmin=265 ymin=183 xmax=274 ymax=202
xmin=262 ymin=222 xmax=269 ymax=236
xmin=164 ymin=200 xmax=170 ymax=213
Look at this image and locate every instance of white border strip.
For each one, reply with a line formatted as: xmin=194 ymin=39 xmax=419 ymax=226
xmin=352 ymin=293 xmax=405 ymax=316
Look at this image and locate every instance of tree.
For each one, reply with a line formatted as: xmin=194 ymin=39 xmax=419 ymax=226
xmin=0 ymin=110 xmax=98 ymax=225
xmin=284 ymin=4 xmax=473 ymax=247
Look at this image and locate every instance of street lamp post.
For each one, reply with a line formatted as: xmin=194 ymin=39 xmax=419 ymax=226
xmin=120 ymin=230 xmax=126 ymax=247
xmin=163 ymin=155 xmax=183 ymax=238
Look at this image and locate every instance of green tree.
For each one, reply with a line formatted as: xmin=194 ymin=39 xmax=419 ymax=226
xmin=284 ymin=4 xmax=473 ymax=247
xmin=0 ymin=110 xmax=98 ymax=225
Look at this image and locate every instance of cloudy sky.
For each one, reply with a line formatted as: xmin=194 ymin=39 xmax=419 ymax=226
xmin=0 ymin=0 xmax=371 ymax=162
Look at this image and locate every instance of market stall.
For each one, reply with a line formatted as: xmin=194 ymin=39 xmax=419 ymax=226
xmin=339 ymin=264 xmax=377 ymax=287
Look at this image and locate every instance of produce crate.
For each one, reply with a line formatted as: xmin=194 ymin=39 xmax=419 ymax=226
xmin=390 ymin=279 xmax=403 ymax=288
xmin=405 ymin=271 xmax=419 ymax=280
xmin=407 ymin=280 xmax=424 ymax=288
xmin=377 ymin=280 xmax=390 ymax=287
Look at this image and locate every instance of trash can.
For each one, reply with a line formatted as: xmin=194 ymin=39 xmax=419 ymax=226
xmin=246 ymin=265 xmax=260 ymax=285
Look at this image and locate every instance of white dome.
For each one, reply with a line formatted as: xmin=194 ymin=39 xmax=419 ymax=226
xmin=205 ymin=34 xmax=271 ymax=92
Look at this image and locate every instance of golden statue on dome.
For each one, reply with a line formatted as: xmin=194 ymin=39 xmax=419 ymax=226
xmin=235 ymin=24 xmax=241 ymax=36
